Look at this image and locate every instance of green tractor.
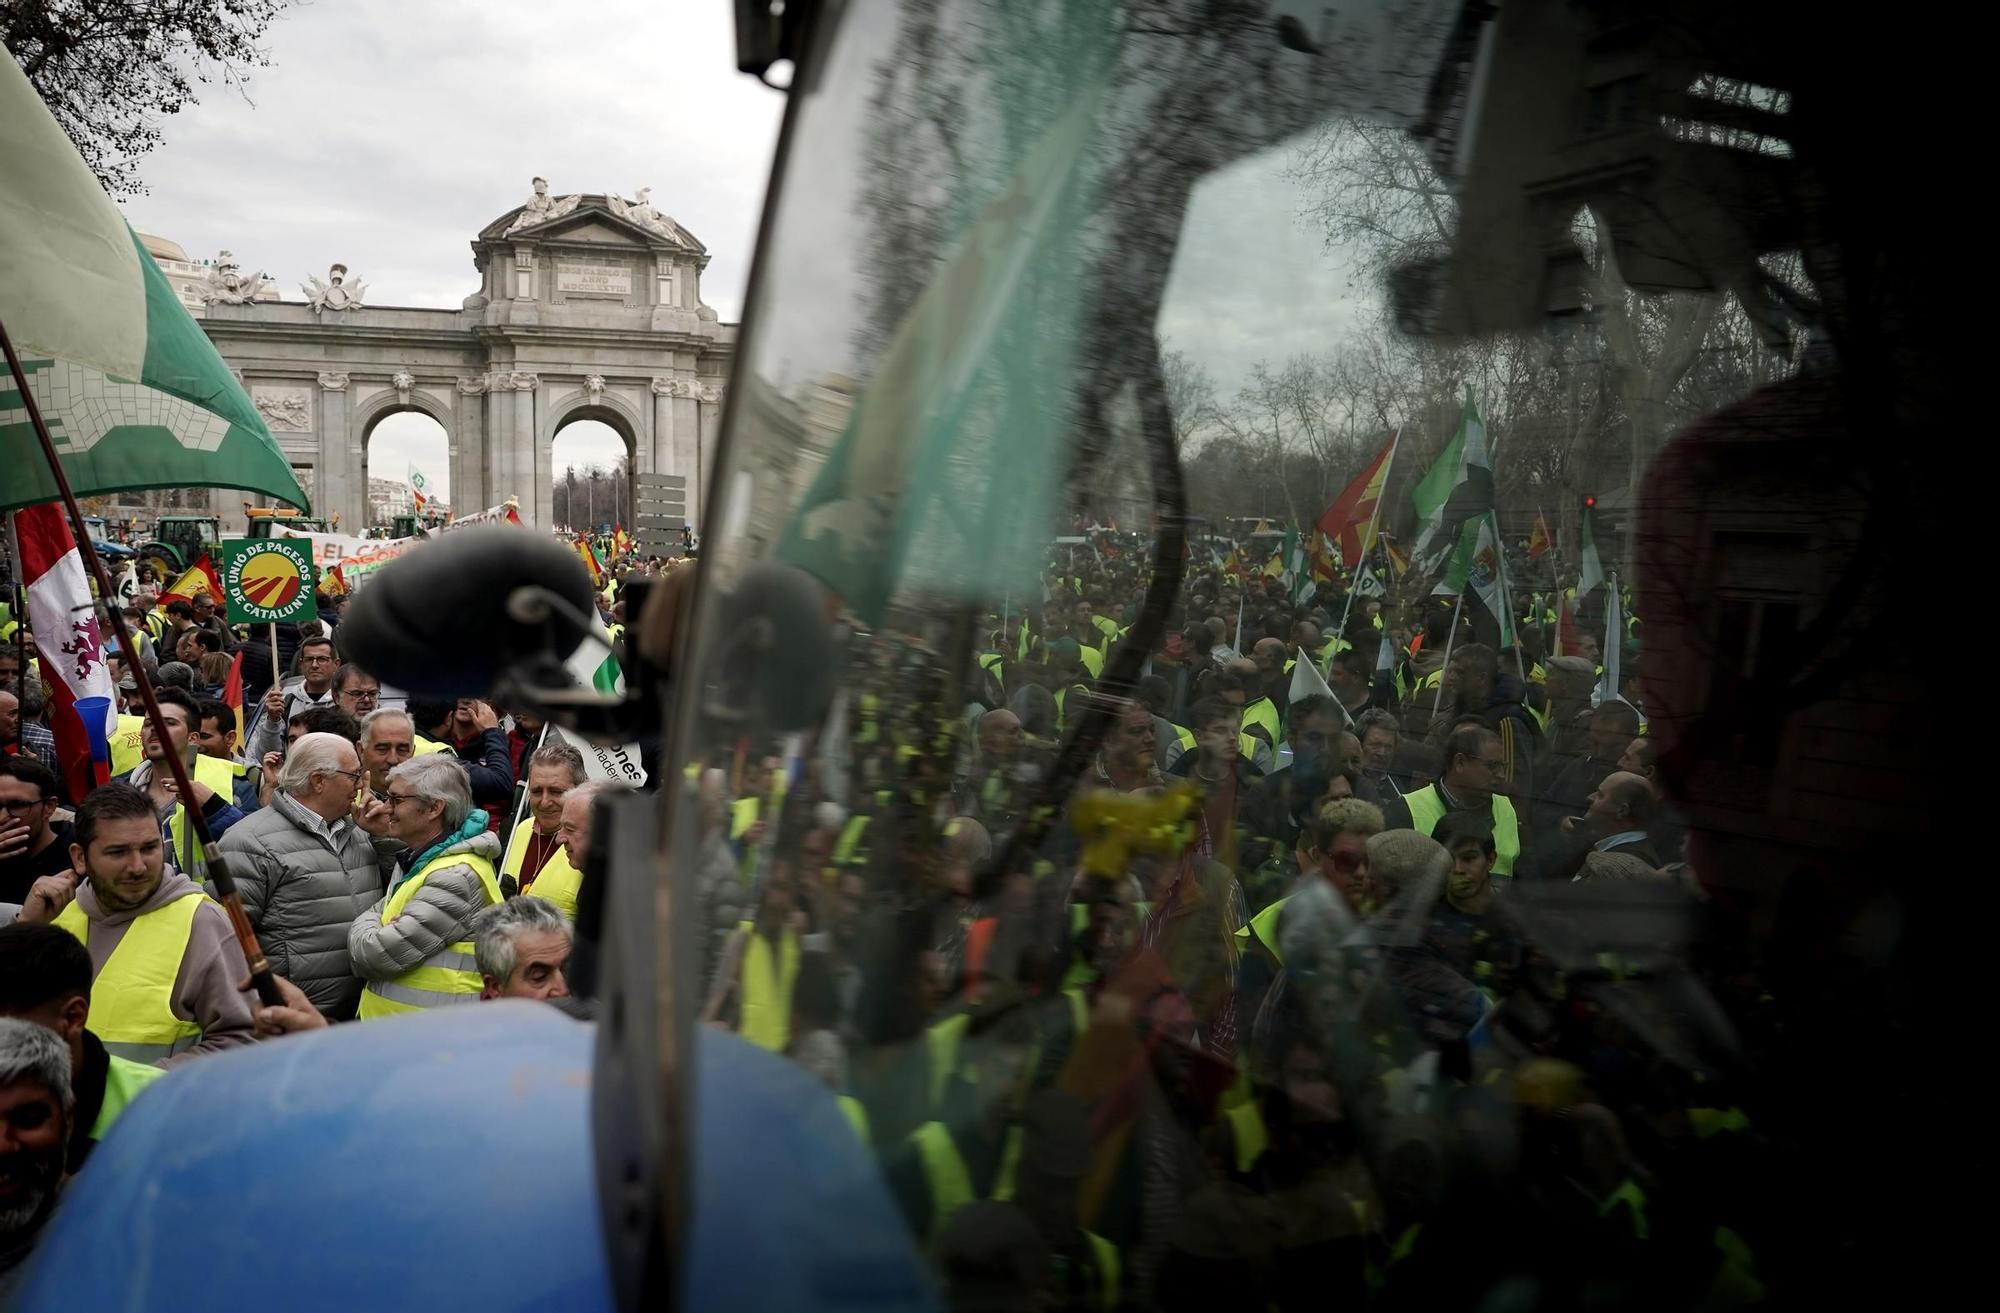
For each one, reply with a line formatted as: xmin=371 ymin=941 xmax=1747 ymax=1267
xmin=134 ymin=515 xmax=220 ymax=584
xmin=135 ymin=508 xmax=333 ymax=585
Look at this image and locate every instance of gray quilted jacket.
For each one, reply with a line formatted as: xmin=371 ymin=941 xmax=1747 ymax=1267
xmin=214 ymin=791 xmax=398 ymax=1020
xmin=346 ymin=826 xmax=506 ymax=1003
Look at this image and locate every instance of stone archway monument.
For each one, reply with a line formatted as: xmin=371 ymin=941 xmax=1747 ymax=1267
xmin=184 ymin=179 xmax=735 ymax=533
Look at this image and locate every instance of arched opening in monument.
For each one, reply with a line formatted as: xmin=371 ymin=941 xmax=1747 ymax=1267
xmin=366 ymin=410 xmax=451 ymax=533
xmin=551 ymin=415 xmax=633 ymax=533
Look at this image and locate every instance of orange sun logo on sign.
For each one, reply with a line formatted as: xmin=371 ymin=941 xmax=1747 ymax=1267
xmin=237 ymin=551 xmax=303 ymax=609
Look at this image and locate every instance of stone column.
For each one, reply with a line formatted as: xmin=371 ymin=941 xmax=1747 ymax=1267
xmin=484 ymin=372 xmax=516 ymax=512
xmin=650 ymin=378 xmax=676 ymax=478
xmin=315 ymin=372 xmax=352 ymax=527
xmin=512 ymin=374 xmax=544 ymax=529
xmin=454 ymin=377 xmax=487 ymax=515
xmin=695 ymin=382 xmax=725 ymax=532
xmin=671 ymin=380 xmax=700 ymax=525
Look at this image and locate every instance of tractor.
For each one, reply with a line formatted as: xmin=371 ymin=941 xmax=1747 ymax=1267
xmin=133 ymin=507 xmax=333 ymax=584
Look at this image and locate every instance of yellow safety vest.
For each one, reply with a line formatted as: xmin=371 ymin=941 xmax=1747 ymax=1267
xmin=357 ymin=846 xmax=503 ymax=1019
xmin=832 ymin=815 xmax=870 ymax=869
xmin=1233 ymin=893 xmax=1292 ymax=967
xmin=1078 ymin=645 xmax=1105 ymax=680
xmin=926 ymin=1011 xmax=972 ymax=1111
xmin=56 ymin=890 xmax=206 ymax=1062
xmin=499 ymin=822 xmax=583 ymax=919
xmin=1403 ymin=786 xmax=1520 ymax=876
xmin=1242 ymin=696 xmax=1280 ymax=746
xmin=161 ymin=752 xmax=242 ymax=875
xmin=909 ymin=1120 xmax=1024 ymax=1237
xmin=729 ymin=796 xmax=760 ymax=841
xmin=976 ymin=652 xmax=1005 ymax=692
xmin=1226 ymin=1099 xmax=1270 ymax=1174
xmin=94 ymin=1053 xmax=166 ymax=1140
xmin=838 ymin=1094 xmax=871 ymax=1145
xmin=737 ymin=920 xmax=801 ymax=1052
xmin=411 ymin=733 xmax=451 ymax=757
xmin=110 ymin=715 xmax=147 ymax=778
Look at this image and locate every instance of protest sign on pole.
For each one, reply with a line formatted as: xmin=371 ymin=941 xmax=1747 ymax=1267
xmin=219 ymin=537 xmax=317 ymax=626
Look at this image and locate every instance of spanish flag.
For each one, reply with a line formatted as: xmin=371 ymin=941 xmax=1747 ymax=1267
xmin=160 ymin=554 xmax=223 ymax=604
xmin=573 ymin=534 xmax=605 ymax=588
xmin=221 ymin=649 xmax=246 ymax=746
xmin=1316 ymin=431 xmax=1397 ymax=568
xmin=1381 ymin=535 xmax=1409 ymax=578
xmin=1528 ymin=510 xmax=1553 ymax=560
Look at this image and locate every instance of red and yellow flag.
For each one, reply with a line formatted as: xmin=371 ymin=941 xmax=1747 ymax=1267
xmin=1528 ymin=510 xmax=1553 ymax=560
xmin=221 ymin=649 xmax=246 ymax=747
xmin=160 ymin=554 xmax=223 ymax=604
xmin=1381 ymin=534 xmax=1409 ymax=578
xmin=1316 ymin=432 xmax=1397 ymax=567
xmin=573 ymin=534 xmax=605 ymax=588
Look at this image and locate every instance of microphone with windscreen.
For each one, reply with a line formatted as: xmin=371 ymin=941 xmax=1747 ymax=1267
xmin=338 ymin=526 xmax=595 ymax=697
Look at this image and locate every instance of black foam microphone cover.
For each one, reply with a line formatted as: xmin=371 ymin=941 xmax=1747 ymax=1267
xmin=339 ymin=526 xmax=595 ymax=696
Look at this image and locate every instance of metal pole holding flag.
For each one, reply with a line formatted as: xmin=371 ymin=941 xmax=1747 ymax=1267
xmin=0 ymin=314 xmax=284 ymax=1008
xmin=6 ymin=514 xmax=24 ymax=754
xmin=1431 ymin=588 xmax=1467 ymax=728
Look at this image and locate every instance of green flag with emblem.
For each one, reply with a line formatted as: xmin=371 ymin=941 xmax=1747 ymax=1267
xmin=0 ymin=49 xmax=306 ymax=515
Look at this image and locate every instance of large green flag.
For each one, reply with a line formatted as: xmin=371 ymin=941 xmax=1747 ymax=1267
xmin=1409 ymin=390 xmax=1492 ymax=565
xmin=774 ymin=63 xmax=1105 ymax=622
xmin=0 ymin=48 xmax=307 ymax=515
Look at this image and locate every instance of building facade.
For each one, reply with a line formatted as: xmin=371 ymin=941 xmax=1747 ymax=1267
xmin=168 ymin=182 xmax=735 ymax=533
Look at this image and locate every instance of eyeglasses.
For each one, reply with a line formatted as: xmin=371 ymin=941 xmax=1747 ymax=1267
xmin=1474 ymin=757 xmax=1506 ymax=773
xmin=384 ymin=791 xmax=421 ymax=808
xmin=0 ymin=797 xmax=48 ymax=813
xmin=321 ymin=769 xmax=365 ymax=786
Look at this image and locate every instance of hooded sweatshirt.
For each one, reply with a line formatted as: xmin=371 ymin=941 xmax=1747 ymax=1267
xmin=69 ymin=867 xmax=258 ymax=1066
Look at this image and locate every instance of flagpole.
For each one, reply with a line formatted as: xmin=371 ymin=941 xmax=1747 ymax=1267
xmin=1334 ymin=428 xmax=1403 ymax=654
xmin=1432 ymin=588 xmax=1467 ymax=728
xmin=0 ymin=314 xmax=284 ymax=1007
xmin=6 ymin=514 xmax=24 ymax=755
xmin=505 ymin=721 xmax=551 ymax=850
xmin=1486 ymin=511 xmax=1528 ymax=682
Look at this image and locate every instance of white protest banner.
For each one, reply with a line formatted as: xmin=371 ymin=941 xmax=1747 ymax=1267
xmin=433 ymin=498 xmax=526 ymax=535
xmin=274 ymin=527 xmax=419 ymax=593
xmin=548 ymin=725 xmax=649 ymax=788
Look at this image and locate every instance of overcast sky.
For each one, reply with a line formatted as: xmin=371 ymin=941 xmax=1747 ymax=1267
xmin=120 ymin=0 xmax=784 ymax=503
xmin=114 ymin=1 xmax=1375 ymax=507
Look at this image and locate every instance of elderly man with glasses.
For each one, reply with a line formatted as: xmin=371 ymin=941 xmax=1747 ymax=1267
xmin=213 ymin=732 xmax=397 ymax=1020
xmin=347 ymin=754 xmax=504 ymax=1019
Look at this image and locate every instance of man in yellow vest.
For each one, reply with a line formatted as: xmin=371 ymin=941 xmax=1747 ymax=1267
xmin=348 ymin=754 xmax=504 ymax=1019
xmin=470 ymin=896 xmax=572 ymax=1002
xmin=704 ymin=865 xmax=803 ymax=1053
xmin=14 ymin=781 xmax=254 ymax=1064
xmin=115 ymin=686 xmax=245 ymax=880
xmin=499 ymin=741 xmax=586 ymax=908
xmin=546 ymin=779 xmax=618 ymax=921
xmin=884 ymin=1007 xmax=1039 ymax=1243
xmin=1381 ymin=723 xmax=1523 ymax=876
xmin=0 ymin=923 xmax=165 ymax=1170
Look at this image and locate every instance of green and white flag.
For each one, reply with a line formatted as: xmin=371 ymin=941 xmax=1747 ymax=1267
xmin=1432 ymin=512 xmax=1515 ymax=647
xmin=1409 ymin=390 xmax=1492 ymax=565
xmin=773 ymin=33 xmax=1110 ymax=623
xmin=565 ymin=618 xmax=625 ymax=697
xmin=1282 ymin=529 xmax=1313 ymax=605
xmin=1578 ymin=508 xmax=1606 ymax=597
xmin=0 ymin=50 xmax=308 ymax=515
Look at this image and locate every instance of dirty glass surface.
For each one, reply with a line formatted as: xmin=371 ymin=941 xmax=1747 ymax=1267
xmin=670 ymin=2 xmax=1933 ymax=1308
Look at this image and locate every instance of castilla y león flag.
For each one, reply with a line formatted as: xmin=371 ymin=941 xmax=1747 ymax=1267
xmin=0 ymin=49 xmax=306 ymax=515
xmin=16 ymin=504 xmax=116 ymax=799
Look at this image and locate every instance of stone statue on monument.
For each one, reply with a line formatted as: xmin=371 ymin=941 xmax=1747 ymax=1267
xmin=608 ymin=187 xmax=676 ymax=239
xmin=504 ymin=176 xmax=581 ymax=235
xmin=303 ymin=263 xmax=368 ymax=312
xmin=199 ymin=251 xmax=272 ymax=306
